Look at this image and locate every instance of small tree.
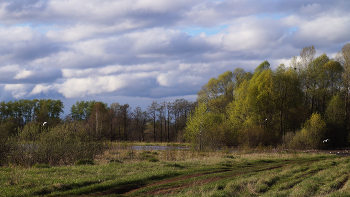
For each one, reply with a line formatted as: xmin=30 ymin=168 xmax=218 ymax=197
xmin=304 ymin=112 xmax=326 ymax=149
xmin=184 ymin=103 xmax=210 ymax=150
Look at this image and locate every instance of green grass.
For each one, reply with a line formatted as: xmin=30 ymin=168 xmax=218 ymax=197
xmin=0 ymin=147 xmax=347 ymax=197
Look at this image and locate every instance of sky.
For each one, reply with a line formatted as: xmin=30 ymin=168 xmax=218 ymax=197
xmin=0 ymin=0 xmax=350 ymax=114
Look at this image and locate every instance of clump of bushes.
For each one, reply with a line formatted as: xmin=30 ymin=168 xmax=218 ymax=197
xmin=75 ymin=159 xmax=94 ymax=166
xmin=5 ymin=122 xmax=107 ymax=167
xmin=285 ymin=113 xmax=326 ymax=149
xmin=222 ymin=155 xmax=235 ymax=159
xmin=109 ymin=159 xmax=122 ymax=163
xmin=148 ymin=157 xmax=159 ymax=162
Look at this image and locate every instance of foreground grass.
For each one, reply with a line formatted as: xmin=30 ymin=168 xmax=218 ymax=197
xmin=0 ymin=147 xmax=347 ymax=197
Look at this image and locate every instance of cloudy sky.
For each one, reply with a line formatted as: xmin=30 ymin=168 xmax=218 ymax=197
xmin=0 ymin=0 xmax=349 ymax=113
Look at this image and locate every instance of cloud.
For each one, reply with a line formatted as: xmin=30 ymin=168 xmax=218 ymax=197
xmin=14 ymin=70 xmax=33 ymax=79
xmin=0 ymin=0 xmax=349 ymax=112
xmin=4 ymin=84 xmax=31 ymax=98
xmin=29 ymin=84 xmax=52 ymax=95
xmin=290 ymin=15 xmax=350 ymax=48
xmin=56 ymin=72 xmax=157 ymax=98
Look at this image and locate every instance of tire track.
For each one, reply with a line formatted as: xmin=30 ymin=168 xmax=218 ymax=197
xmin=130 ymin=159 xmax=325 ymax=196
xmin=88 ymin=158 xmax=325 ymax=196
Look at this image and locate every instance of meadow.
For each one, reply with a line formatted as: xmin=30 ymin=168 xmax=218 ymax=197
xmin=1 ymin=143 xmax=349 ymax=197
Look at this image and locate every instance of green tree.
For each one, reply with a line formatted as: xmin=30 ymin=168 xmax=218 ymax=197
xmin=197 ymin=71 xmax=234 ymax=113
xmin=185 ymin=102 xmax=210 ymax=150
xmin=339 ymin=43 xmax=350 ymax=131
xmin=323 ymin=60 xmax=343 ymax=96
xmin=273 ymin=64 xmax=303 ymax=137
xmin=71 ymin=101 xmax=96 ymax=120
xmin=248 ymin=65 xmax=274 ymax=128
xmin=325 ymin=95 xmax=347 ymax=148
xmin=254 ymin=60 xmax=270 ymax=73
xmin=303 ymin=112 xmax=326 ymax=149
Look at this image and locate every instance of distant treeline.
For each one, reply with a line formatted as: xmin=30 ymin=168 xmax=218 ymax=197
xmin=0 ymin=98 xmax=197 ymax=166
xmin=185 ymin=43 xmax=350 ymax=150
xmin=0 ymin=98 xmax=197 ymax=142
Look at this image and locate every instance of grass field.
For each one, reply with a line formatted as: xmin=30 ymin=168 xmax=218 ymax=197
xmin=1 ymin=144 xmax=349 ymax=196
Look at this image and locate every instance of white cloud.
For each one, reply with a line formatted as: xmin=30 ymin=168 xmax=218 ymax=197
xmin=57 ymin=76 xmax=126 ymax=98
xmin=293 ymin=15 xmax=350 ymax=45
xmin=57 ymin=72 xmax=156 ymax=98
xmin=14 ymin=70 xmax=33 ymax=79
xmin=4 ymin=84 xmax=30 ymax=98
xmin=0 ymin=26 xmax=34 ymax=42
xmin=0 ymin=65 xmax=20 ymax=72
xmin=29 ymin=84 xmax=52 ymax=95
xmin=221 ymin=17 xmax=285 ymax=52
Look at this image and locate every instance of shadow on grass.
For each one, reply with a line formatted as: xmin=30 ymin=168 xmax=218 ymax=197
xmin=35 ymin=171 xmax=182 ymax=196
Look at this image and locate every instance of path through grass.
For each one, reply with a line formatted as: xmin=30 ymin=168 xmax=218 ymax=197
xmin=1 ymin=149 xmax=347 ymax=197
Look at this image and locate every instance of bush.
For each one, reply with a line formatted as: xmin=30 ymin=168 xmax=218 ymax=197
xmin=223 ymin=155 xmax=235 ymax=159
xmin=75 ymin=159 xmax=94 ymax=165
xmin=287 ymin=113 xmax=326 ymax=149
xmin=109 ymin=159 xmax=122 ymax=163
xmin=0 ymin=130 xmax=15 ymax=166
xmin=6 ymin=122 xmax=107 ymax=167
xmin=148 ymin=157 xmax=159 ymax=162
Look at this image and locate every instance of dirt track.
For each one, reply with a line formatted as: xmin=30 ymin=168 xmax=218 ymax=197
xmin=89 ymin=157 xmax=329 ymax=196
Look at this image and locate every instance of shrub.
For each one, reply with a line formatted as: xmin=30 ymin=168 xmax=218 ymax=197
xmin=109 ymin=159 xmax=122 ymax=163
xmin=75 ymin=159 xmax=94 ymax=165
xmin=223 ymin=155 xmax=235 ymax=159
xmin=6 ymin=122 xmax=107 ymax=167
xmin=287 ymin=113 xmax=326 ymax=149
xmin=148 ymin=157 xmax=159 ymax=162
xmin=0 ymin=131 xmax=15 ymax=166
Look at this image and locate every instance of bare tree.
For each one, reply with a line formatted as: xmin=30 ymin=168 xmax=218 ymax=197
xmin=147 ymin=101 xmax=158 ymax=142
xmin=132 ymin=107 xmax=148 ymax=141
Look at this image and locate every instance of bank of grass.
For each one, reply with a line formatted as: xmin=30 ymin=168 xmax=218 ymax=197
xmin=0 ymin=145 xmax=346 ymax=197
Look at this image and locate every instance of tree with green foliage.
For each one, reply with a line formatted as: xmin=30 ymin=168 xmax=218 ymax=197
xmin=325 ymin=95 xmax=347 ymax=148
xmin=71 ymin=101 xmax=96 ymax=120
xmin=339 ymin=43 xmax=350 ymax=130
xmin=184 ymin=102 xmax=209 ymax=150
xmin=197 ymin=71 xmax=234 ymax=114
xmin=248 ymin=63 xmax=274 ymax=128
xmin=273 ymin=64 xmax=303 ymax=137
xmin=304 ymin=112 xmax=326 ymax=149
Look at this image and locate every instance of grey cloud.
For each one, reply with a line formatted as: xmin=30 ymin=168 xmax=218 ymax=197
xmin=15 ymin=69 xmax=63 ymax=84
xmin=0 ymin=67 xmax=62 ymax=84
xmin=0 ymin=0 xmax=348 ymax=108
xmin=5 ymin=0 xmax=47 ymax=12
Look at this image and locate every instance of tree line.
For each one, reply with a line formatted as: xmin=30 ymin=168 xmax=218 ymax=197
xmin=185 ymin=43 xmax=350 ymax=150
xmin=0 ymin=98 xmax=196 ymax=166
xmin=0 ymin=98 xmax=196 ymax=142
xmin=68 ymin=99 xmax=196 ymax=142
